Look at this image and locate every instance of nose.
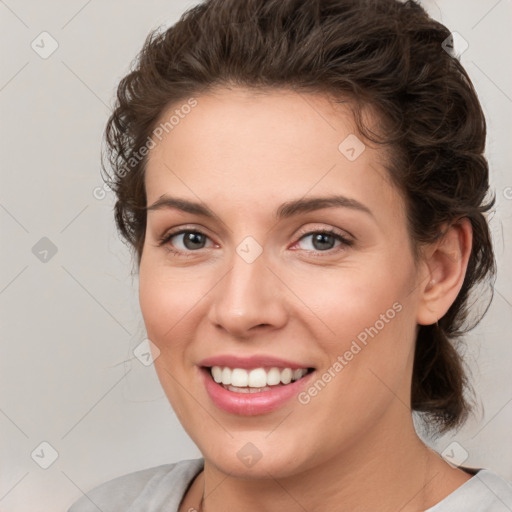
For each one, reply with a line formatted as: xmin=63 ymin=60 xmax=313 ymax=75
xmin=207 ymin=247 xmax=288 ymax=339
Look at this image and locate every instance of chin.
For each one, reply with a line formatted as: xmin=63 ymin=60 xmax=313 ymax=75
xmin=196 ymin=436 xmax=316 ymax=480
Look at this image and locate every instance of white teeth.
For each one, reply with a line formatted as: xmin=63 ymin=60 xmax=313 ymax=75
xmin=280 ymin=368 xmax=292 ymax=385
xmin=221 ymin=367 xmax=231 ymax=385
xmin=226 ymin=384 xmax=272 ymax=393
xmin=292 ymin=368 xmax=304 ymax=381
xmin=248 ymin=368 xmax=267 ymax=387
xmin=211 ymin=366 xmax=223 ymax=383
xmin=266 ymin=367 xmax=281 ymax=386
xmin=210 ymin=366 xmax=309 ymax=389
xmin=231 ymin=368 xmax=248 ymax=387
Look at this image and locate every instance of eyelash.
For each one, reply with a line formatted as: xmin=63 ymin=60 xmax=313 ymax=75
xmin=157 ymin=226 xmax=354 ymax=259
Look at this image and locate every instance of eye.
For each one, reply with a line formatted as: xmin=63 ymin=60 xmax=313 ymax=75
xmin=292 ymin=229 xmax=353 ymax=254
xmin=157 ymin=229 xmax=214 ymax=256
xmin=157 ymin=226 xmax=353 ymax=258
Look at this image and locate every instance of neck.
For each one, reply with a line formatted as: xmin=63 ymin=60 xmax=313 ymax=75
xmin=194 ymin=406 xmax=462 ymax=512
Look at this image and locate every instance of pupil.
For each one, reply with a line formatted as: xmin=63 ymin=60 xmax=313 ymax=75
xmin=313 ymin=233 xmax=334 ymax=251
xmin=184 ymin=232 xmax=204 ymax=250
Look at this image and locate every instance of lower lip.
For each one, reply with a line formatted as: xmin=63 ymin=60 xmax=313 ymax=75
xmin=200 ymin=367 xmax=315 ymax=416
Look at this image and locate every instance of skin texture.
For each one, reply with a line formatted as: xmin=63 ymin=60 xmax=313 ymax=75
xmin=139 ymin=88 xmax=473 ymax=512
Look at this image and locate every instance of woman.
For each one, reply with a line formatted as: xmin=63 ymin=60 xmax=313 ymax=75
xmin=69 ymin=0 xmax=512 ymax=510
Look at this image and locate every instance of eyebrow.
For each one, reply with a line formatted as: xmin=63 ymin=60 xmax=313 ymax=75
xmin=146 ymin=194 xmax=374 ymax=220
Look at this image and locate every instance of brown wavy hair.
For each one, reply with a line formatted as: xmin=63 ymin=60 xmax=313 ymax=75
xmin=102 ymin=0 xmax=496 ymax=436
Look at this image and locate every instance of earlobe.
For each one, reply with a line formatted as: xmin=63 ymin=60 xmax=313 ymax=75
xmin=416 ymin=218 xmax=473 ymax=326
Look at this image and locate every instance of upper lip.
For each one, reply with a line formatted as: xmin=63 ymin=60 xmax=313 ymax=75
xmin=198 ymin=354 xmax=313 ymax=370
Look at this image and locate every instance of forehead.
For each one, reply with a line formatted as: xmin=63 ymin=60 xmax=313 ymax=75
xmin=144 ymin=87 xmax=401 ymax=224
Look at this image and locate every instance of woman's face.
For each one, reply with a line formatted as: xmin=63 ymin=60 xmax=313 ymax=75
xmin=139 ymin=88 xmax=427 ymax=478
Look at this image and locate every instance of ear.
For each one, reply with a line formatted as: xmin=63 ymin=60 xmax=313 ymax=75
xmin=416 ymin=218 xmax=473 ymax=326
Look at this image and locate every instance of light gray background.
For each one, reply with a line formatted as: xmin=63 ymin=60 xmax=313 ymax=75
xmin=0 ymin=1 xmax=511 ymax=510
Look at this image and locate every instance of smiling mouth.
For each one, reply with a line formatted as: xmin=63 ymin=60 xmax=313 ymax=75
xmin=204 ymin=365 xmax=315 ymax=393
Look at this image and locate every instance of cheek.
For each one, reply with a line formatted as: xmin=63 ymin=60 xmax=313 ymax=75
xmin=288 ymin=259 xmax=418 ymax=402
xmin=139 ymin=272 xmax=168 ymax=341
xmin=138 ymin=264 xmax=200 ymax=417
xmin=139 ymin=266 xmax=189 ymax=351
xmin=138 ymin=258 xmax=208 ymax=342
xmin=287 ymin=262 xmax=409 ymax=343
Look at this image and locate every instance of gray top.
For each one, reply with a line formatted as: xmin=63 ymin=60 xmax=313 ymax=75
xmin=68 ymin=458 xmax=512 ymax=511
